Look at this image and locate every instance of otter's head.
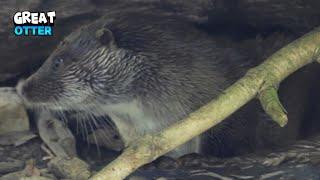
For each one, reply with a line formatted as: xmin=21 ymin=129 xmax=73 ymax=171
xmin=17 ymin=24 xmax=141 ymax=110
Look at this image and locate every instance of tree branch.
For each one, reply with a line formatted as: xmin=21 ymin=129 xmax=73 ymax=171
xmin=91 ymin=27 xmax=320 ymax=180
xmin=258 ymin=83 xmax=288 ymax=127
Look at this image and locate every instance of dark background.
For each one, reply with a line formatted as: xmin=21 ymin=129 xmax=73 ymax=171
xmin=1 ymin=0 xmax=320 ymax=141
xmin=1 ymin=1 xmax=320 ymax=179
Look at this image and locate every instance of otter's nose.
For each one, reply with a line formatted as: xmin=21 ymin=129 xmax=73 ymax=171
xmin=16 ymin=79 xmax=28 ymax=99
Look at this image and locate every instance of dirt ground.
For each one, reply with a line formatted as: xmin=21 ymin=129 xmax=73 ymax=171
xmin=1 ymin=134 xmax=320 ymax=179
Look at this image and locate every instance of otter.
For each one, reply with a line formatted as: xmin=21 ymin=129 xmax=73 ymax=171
xmin=17 ymin=9 xmax=277 ymax=157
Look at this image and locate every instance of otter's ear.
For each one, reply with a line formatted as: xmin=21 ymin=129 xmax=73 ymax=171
xmin=95 ymin=28 xmax=115 ymax=46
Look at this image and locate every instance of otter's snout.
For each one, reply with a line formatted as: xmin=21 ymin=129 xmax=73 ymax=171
xmin=16 ymin=79 xmax=26 ymax=97
xmin=17 ymin=79 xmax=32 ymax=101
xmin=16 ymin=73 xmax=67 ymax=106
xmin=16 ymin=78 xmax=42 ymax=103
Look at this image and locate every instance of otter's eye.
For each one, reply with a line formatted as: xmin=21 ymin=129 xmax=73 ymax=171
xmin=53 ymin=58 xmax=64 ymax=70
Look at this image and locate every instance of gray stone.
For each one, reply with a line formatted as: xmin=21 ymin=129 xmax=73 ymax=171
xmin=0 ymin=88 xmax=29 ymax=135
xmin=48 ymin=157 xmax=91 ymax=180
xmin=0 ymin=160 xmax=24 ymax=174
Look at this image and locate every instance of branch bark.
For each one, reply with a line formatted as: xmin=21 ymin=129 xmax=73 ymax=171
xmin=90 ymin=27 xmax=320 ymax=180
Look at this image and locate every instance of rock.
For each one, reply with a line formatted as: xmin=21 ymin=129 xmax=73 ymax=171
xmin=0 ymin=131 xmax=37 ymax=146
xmin=129 ymin=176 xmax=149 ymax=180
xmin=23 ymin=159 xmax=41 ymax=177
xmin=0 ymin=88 xmax=29 ymax=135
xmin=38 ymin=168 xmax=57 ymax=180
xmin=48 ymin=157 xmax=90 ymax=180
xmin=154 ymin=156 xmax=179 ymax=170
xmin=1 ymin=171 xmax=53 ymax=180
xmin=178 ymin=153 xmax=205 ymax=167
xmin=0 ymin=159 xmax=53 ymax=180
xmin=36 ymin=111 xmax=77 ymax=159
xmin=0 ymin=160 xmax=24 ymax=174
xmin=1 ymin=171 xmax=25 ymax=180
xmin=20 ymin=177 xmax=53 ymax=180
